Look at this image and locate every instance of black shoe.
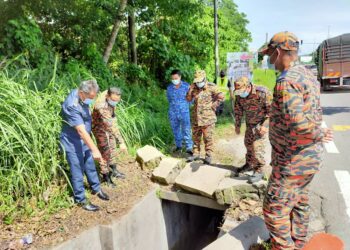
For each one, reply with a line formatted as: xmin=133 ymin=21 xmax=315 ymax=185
xmin=102 ymin=173 xmax=117 ymax=188
xmin=204 ymin=156 xmax=212 ymax=165
xmin=236 ymin=163 xmax=254 ymax=174
xmin=186 ymin=149 xmax=193 ymax=156
xmin=187 ymin=155 xmax=199 ymax=162
xmin=110 ymin=165 xmax=125 ymax=179
xmin=92 ymin=190 xmax=110 ymax=201
xmin=78 ymin=202 xmax=100 ymax=212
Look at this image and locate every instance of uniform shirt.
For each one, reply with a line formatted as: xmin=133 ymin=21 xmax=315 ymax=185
xmin=92 ymin=94 xmax=125 ymax=144
xmin=186 ymin=82 xmax=224 ymax=126
xmin=234 ymin=84 xmax=272 ymax=129
xmin=60 ymin=89 xmax=91 ymax=152
xmin=269 ymin=64 xmax=324 ymax=176
xmin=166 ymin=81 xmax=191 ymax=114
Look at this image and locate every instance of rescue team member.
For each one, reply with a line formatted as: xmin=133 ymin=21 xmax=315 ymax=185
xmin=92 ymin=87 xmax=126 ymax=188
xmin=60 ymin=80 xmax=110 ymax=212
xmin=186 ymin=70 xmax=224 ymax=165
xmin=234 ymin=76 xmax=272 ymax=184
xmin=166 ymin=69 xmax=193 ymax=155
xmin=260 ymin=31 xmax=333 ymax=249
xmin=214 ymin=70 xmax=232 ymax=116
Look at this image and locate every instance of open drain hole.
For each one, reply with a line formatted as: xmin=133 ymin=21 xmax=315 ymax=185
xmin=162 ymin=200 xmax=225 ymax=250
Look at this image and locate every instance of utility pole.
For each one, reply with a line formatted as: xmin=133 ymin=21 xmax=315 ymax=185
xmin=265 ymin=33 xmax=268 ymax=45
xmin=214 ymin=0 xmax=219 ymax=79
xmin=328 ymin=26 xmax=330 ymax=39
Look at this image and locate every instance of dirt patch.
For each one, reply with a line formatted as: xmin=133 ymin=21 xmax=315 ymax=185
xmin=0 ymin=158 xmax=153 ymax=249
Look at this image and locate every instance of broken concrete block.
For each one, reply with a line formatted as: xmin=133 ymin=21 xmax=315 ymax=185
xmin=175 ymin=163 xmax=232 ymax=198
xmin=215 ymin=178 xmax=267 ymax=206
xmin=203 ymin=216 xmax=270 ymax=250
xmin=152 ymin=158 xmax=185 ymax=185
xmin=136 ymin=145 xmax=164 ymax=169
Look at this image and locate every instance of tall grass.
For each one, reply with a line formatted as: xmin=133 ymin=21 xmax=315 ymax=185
xmin=0 ymin=57 xmax=172 ymax=221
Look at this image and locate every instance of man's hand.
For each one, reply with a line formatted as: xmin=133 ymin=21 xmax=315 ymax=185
xmin=92 ymin=149 xmax=103 ymax=161
xmin=235 ymin=127 xmax=241 ymax=135
xmin=322 ymin=128 xmax=333 ymax=143
xmin=120 ymin=143 xmax=128 ymax=153
xmin=211 ymin=102 xmax=217 ymax=111
xmin=259 ymin=126 xmax=268 ymax=136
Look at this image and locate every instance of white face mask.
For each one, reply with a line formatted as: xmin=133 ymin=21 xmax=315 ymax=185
xmin=172 ymin=79 xmax=180 ymax=85
xmin=196 ymin=81 xmax=205 ymax=88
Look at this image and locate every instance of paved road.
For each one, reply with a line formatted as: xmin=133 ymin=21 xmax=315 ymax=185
xmin=311 ymin=89 xmax=350 ymax=249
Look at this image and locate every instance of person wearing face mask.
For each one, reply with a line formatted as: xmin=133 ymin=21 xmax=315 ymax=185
xmin=92 ymin=87 xmax=127 ymax=188
xmin=260 ymin=32 xmax=333 ymax=250
xmin=233 ymin=76 xmax=272 ymax=183
xmin=186 ymin=70 xmax=224 ymax=165
xmin=166 ymin=69 xmax=193 ymax=155
xmin=60 ymin=80 xmax=110 ymax=212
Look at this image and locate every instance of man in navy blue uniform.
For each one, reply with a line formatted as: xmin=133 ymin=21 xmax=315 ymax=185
xmin=166 ymin=69 xmax=193 ymax=155
xmin=60 ymin=80 xmax=110 ymax=212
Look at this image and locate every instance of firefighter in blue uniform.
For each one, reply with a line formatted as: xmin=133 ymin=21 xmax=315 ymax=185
xmin=60 ymin=80 xmax=110 ymax=212
xmin=166 ymin=69 xmax=193 ymax=154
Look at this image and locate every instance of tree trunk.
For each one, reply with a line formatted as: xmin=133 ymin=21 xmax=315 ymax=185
xmin=128 ymin=8 xmax=137 ymax=64
xmin=103 ymin=0 xmax=128 ymax=64
xmin=214 ymin=0 xmax=219 ymax=79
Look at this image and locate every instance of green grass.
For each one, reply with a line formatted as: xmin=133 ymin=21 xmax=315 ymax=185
xmin=253 ymin=69 xmax=276 ymax=91
xmin=0 ymin=56 xmax=172 ymax=222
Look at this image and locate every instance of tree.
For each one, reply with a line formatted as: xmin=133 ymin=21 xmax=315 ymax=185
xmin=103 ymin=0 xmax=128 ymax=63
xmin=128 ymin=0 xmax=137 ymax=65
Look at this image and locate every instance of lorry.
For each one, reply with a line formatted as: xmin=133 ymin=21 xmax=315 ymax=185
xmin=315 ymin=33 xmax=350 ymax=91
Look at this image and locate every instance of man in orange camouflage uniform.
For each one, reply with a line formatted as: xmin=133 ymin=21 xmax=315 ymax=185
xmin=260 ymin=31 xmax=333 ymax=249
xmin=92 ymin=87 xmax=127 ymax=187
xmin=186 ymin=70 xmax=224 ymax=165
xmin=234 ymin=76 xmax=272 ymax=183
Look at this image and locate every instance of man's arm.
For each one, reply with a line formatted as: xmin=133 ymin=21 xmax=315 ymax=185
xmin=96 ymin=107 xmax=126 ymax=146
xmin=211 ymin=85 xmax=225 ymax=110
xmin=261 ymin=90 xmax=272 ymax=128
xmin=279 ymin=80 xmax=324 ymax=143
xmin=75 ymin=125 xmax=102 ymax=160
xmin=234 ymin=98 xmax=243 ymax=132
xmin=186 ymin=84 xmax=195 ymax=102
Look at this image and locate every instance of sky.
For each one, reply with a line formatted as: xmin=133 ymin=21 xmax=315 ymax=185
xmin=234 ymin=0 xmax=350 ymax=54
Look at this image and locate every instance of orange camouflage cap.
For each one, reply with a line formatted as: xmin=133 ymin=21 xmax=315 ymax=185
xmin=234 ymin=76 xmax=250 ymax=95
xmin=260 ymin=31 xmax=300 ymax=55
xmin=193 ymin=70 xmax=206 ymax=83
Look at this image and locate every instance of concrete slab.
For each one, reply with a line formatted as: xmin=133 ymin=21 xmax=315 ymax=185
xmin=152 ymin=157 xmax=185 ymax=185
xmin=175 ymin=163 xmax=233 ymax=198
xmin=159 ymin=189 xmax=227 ymax=211
xmin=204 ymin=216 xmax=270 ymax=250
xmin=51 ymin=226 xmax=102 ymax=250
xmin=136 ymin=145 xmax=164 ymax=169
xmin=215 ymin=177 xmax=267 ymax=205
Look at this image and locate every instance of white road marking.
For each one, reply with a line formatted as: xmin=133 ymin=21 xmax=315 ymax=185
xmin=321 ymin=121 xmax=340 ymax=154
xmin=334 ymin=170 xmax=350 ymax=220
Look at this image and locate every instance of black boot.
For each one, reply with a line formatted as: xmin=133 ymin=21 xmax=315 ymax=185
xmin=78 ymin=201 xmax=100 ymax=212
xmin=102 ymin=173 xmax=117 ymax=188
xmin=111 ymin=165 xmax=126 ymax=179
xmin=204 ymin=155 xmax=212 ymax=165
xmin=92 ymin=189 xmax=110 ymax=201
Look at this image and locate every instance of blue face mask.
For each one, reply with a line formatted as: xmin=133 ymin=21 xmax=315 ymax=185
xmin=239 ymin=92 xmax=249 ymax=98
xmin=83 ymin=98 xmax=94 ymax=105
xmin=107 ymin=99 xmax=119 ymax=107
xmin=172 ymin=79 xmax=180 ymax=85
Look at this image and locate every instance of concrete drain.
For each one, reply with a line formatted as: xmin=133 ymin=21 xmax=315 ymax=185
xmin=52 ymin=189 xmax=225 ymax=250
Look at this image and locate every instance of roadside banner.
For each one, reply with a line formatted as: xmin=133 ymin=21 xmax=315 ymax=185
xmin=227 ymin=52 xmax=254 ymax=82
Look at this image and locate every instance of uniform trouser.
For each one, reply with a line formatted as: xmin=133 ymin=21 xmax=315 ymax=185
xmin=192 ymin=123 xmax=215 ymax=157
xmin=93 ymin=130 xmax=118 ymax=175
xmin=263 ymin=172 xmax=315 ymax=250
xmin=169 ymin=111 xmax=193 ymax=150
xmin=65 ymin=149 xmax=101 ymax=203
xmin=244 ymin=126 xmax=267 ymax=172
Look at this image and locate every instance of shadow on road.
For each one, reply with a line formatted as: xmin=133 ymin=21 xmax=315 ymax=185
xmin=322 ymin=106 xmax=350 ymax=116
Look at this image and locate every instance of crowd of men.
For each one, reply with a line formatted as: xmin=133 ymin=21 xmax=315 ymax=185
xmin=60 ymin=31 xmax=333 ymax=250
